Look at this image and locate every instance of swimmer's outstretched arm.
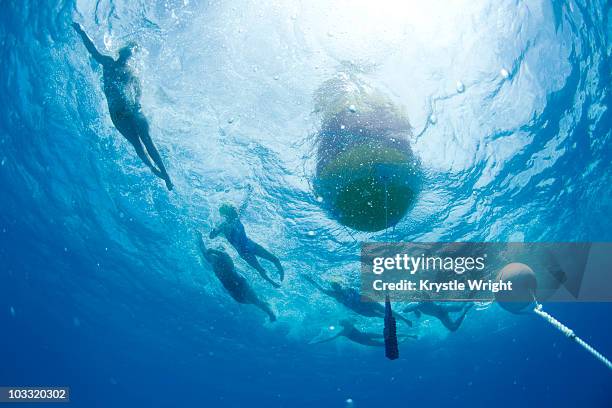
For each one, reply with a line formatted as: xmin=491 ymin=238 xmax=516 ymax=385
xmin=310 ymin=332 xmax=343 ymax=344
xmin=196 ymin=232 xmax=212 ymax=263
xmin=72 ymin=23 xmax=113 ymax=67
xmin=302 ymin=275 xmax=333 ymax=296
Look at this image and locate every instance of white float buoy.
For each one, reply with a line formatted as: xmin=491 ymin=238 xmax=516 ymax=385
xmin=500 ymin=68 xmax=510 ymax=79
xmin=456 ymin=81 xmax=465 ymax=93
xmin=495 ymin=262 xmax=537 ymax=313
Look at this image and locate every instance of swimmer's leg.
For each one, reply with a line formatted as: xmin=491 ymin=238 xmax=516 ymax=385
xmin=360 ymin=338 xmax=386 ymax=347
xmin=252 ymin=243 xmax=284 ymax=281
xmin=437 ymin=306 xmax=471 ymax=332
xmin=253 ymin=298 xmax=276 ymax=322
xmin=129 ymin=137 xmax=163 ymax=178
xmin=242 ymin=252 xmax=281 ymax=288
xmin=398 ymin=334 xmax=418 ymax=343
xmin=435 ymin=312 xmax=459 ymax=331
xmin=136 ymin=117 xmax=173 ymax=190
xmin=395 ymin=313 xmax=413 ymax=327
xmin=310 ymin=333 xmax=342 ymax=345
xmin=403 ymin=303 xmax=421 ymax=317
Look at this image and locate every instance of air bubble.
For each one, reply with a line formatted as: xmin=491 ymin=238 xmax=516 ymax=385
xmin=456 ymin=81 xmax=465 ymax=93
xmin=273 ymin=75 xmax=279 ymax=81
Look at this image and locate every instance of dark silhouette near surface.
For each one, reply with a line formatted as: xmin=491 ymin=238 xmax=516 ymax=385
xmin=303 ymin=275 xmax=412 ymax=326
xmin=73 ymin=23 xmax=173 ymax=190
xmin=311 ymin=319 xmax=416 ymax=347
xmin=404 ymin=302 xmax=473 ymax=332
xmin=210 ymin=203 xmax=284 ymax=288
xmin=197 ymin=232 xmax=276 ymax=322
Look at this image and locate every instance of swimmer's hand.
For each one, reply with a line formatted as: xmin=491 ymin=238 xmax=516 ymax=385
xmin=302 ymin=275 xmax=315 ymax=284
xmin=209 ymin=227 xmax=221 ymax=239
xmin=196 ymin=231 xmax=211 ymax=260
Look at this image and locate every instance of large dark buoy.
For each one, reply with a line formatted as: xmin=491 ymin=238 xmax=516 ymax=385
xmin=495 ymin=262 xmax=537 ymax=314
xmin=314 ymin=73 xmax=420 ymax=232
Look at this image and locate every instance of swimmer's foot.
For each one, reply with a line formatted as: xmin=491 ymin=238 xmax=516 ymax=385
xmin=164 ymin=178 xmax=174 ymax=191
xmin=277 ymin=264 xmax=284 ymax=281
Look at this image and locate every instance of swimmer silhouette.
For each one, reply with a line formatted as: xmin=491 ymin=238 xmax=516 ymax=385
xmin=210 ymin=203 xmax=284 ymax=288
xmin=72 ymin=23 xmax=173 ymax=190
xmin=303 ymin=276 xmax=412 ymax=326
xmin=197 ymin=232 xmax=276 ymax=322
xmin=311 ymin=319 xmax=416 ymax=347
xmin=404 ymin=301 xmax=473 ymax=332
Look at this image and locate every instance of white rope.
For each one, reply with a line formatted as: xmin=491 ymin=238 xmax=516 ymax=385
xmin=383 ymin=178 xmax=389 ymax=240
xmin=533 ymin=304 xmax=612 ymax=371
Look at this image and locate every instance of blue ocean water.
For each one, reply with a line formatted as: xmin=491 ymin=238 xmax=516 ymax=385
xmin=0 ymin=0 xmax=611 ymax=406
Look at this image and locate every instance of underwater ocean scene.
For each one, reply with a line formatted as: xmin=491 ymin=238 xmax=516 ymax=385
xmin=1 ymin=0 xmax=611 ymax=406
